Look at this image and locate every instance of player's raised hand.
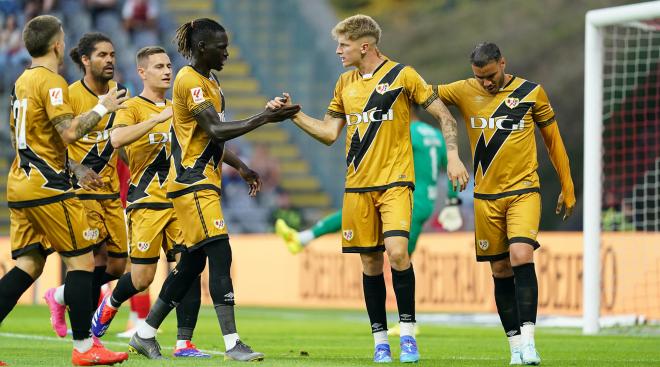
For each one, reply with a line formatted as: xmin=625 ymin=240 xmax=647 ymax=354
xmin=556 ymin=192 xmax=575 ymax=221
xmin=238 ymin=166 xmax=262 ymax=197
xmin=99 ymin=87 xmax=130 ymax=112
xmin=446 ymin=156 xmax=469 ymax=192
xmin=153 ymin=106 xmax=173 ymax=123
xmin=266 ymin=93 xmax=293 ymax=110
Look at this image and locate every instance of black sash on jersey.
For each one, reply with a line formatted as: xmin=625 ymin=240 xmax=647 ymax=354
xmin=473 ymin=80 xmax=536 ymax=177
xmin=127 ymin=146 xmax=170 ymax=203
xmin=170 ymin=126 xmax=223 ymax=186
xmin=346 ymin=63 xmax=405 ymax=171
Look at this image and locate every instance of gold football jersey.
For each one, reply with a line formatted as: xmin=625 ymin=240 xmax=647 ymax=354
xmin=114 ymin=96 xmax=173 ymax=211
xmin=327 ymin=59 xmax=437 ymax=192
xmin=167 ymin=66 xmax=225 ymax=198
xmin=8 ymin=67 xmax=75 ymax=207
xmin=67 ymin=79 xmax=127 ymax=199
xmin=438 ymin=77 xmax=556 ymax=198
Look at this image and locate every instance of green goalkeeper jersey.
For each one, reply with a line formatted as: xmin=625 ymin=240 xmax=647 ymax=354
xmin=411 ymin=120 xmax=458 ymax=215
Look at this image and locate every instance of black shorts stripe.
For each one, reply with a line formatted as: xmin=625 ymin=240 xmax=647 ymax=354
xmin=125 ymin=202 xmax=174 ymax=212
xmin=187 ymin=234 xmax=230 ymax=253
xmin=7 ymin=193 xmax=75 ymax=208
xmin=342 ymin=245 xmax=386 ymax=254
xmin=345 ymin=181 xmax=415 ymax=193
xmin=129 ymin=256 xmax=160 ymax=265
xmin=476 ymin=252 xmax=510 ymax=262
xmin=508 ymin=237 xmax=541 ymax=249
xmin=473 ymin=187 xmax=540 ymax=200
xmin=193 ymin=191 xmax=209 ymax=238
xmin=76 ymin=193 xmax=120 ymax=201
xmin=58 ymin=245 xmax=95 ymax=258
xmin=167 ymin=184 xmax=222 ymax=199
xmin=11 ymin=242 xmax=53 ymax=260
xmin=384 ymin=230 xmax=409 ymax=239
xmin=60 ymin=201 xmax=77 ymax=249
xmin=108 ymin=251 xmax=128 ymax=258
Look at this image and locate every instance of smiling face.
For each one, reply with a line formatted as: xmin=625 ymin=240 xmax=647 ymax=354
xmin=139 ymin=52 xmax=172 ymax=90
xmin=84 ymin=41 xmax=115 ymax=82
xmin=471 ymin=58 xmax=506 ymax=94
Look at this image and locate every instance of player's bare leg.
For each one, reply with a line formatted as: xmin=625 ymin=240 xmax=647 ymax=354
xmin=509 ymin=243 xmax=540 ymax=365
xmin=384 ymin=236 xmax=419 ymax=363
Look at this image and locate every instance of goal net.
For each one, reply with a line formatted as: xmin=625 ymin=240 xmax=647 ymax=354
xmin=584 ymin=1 xmax=660 ymax=334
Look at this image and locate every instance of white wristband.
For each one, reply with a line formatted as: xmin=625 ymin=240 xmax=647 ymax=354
xmin=92 ymin=103 xmax=108 ymax=117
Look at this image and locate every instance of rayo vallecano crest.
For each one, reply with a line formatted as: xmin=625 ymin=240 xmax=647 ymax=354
xmin=375 ymin=83 xmax=389 ymax=94
xmin=505 ymin=97 xmax=519 ymax=109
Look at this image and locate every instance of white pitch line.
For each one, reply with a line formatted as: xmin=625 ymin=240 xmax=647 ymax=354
xmin=0 ymin=332 xmax=224 ymax=356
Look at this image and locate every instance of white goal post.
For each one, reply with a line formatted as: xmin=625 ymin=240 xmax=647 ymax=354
xmin=583 ymin=0 xmax=660 ymax=335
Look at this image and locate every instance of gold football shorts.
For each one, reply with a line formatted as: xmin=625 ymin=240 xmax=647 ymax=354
xmin=171 ymin=189 xmax=228 ymax=251
xmin=127 ymin=207 xmax=185 ymax=264
xmin=474 ymin=191 xmax=541 ymax=262
xmin=10 ymin=197 xmax=96 ymax=259
xmin=79 ymin=197 xmax=128 ymax=257
xmin=341 ymin=186 xmax=413 ymax=253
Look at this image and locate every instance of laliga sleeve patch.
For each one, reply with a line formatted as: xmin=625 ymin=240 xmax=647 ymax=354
xmin=190 ymin=87 xmax=205 ymax=104
xmin=49 ymin=88 xmax=63 ymax=106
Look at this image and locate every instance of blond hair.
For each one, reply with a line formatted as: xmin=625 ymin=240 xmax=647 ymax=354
xmin=331 ymin=14 xmax=381 ymax=44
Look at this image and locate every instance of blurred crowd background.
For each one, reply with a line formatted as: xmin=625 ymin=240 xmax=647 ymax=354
xmin=0 ymin=0 xmax=644 ymax=235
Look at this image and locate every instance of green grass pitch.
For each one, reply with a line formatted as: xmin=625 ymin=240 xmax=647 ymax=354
xmin=1 ymin=305 xmax=659 ymax=366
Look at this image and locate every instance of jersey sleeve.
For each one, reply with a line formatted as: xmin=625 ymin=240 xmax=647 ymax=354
xmin=436 ymin=81 xmax=462 ymax=106
xmin=43 ymin=75 xmax=73 ymax=125
xmin=113 ymin=101 xmax=139 ymax=127
xmin=178 ymin=73 xmax=214 ymax=116
xmin=326 ymin=76 xmax=345 ymax=118
xmin=532 ymin=85 xmax=556 ymax=128
xmin=402 ymin=66 xmax=437 ymax=109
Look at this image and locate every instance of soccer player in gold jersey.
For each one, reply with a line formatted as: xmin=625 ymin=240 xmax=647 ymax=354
xmin=128 ymin=18 xmax=299 ymax=361
xmin=85 ymin=46 xmax=209 ymax=358
xmin=267 ymin=14 xmax=469 ymax=363
xmin=0 ymin=15 xmax=129 ymax=366
xmin=437 ymin=43 xmax=576 ymax=365
xmin=44 ymin=32 xmax=130 ymax=345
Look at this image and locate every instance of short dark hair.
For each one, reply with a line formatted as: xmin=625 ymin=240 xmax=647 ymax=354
xmin=22 ymin=15 xmax=62 ymax=57
xmin=470 ymin=42 xmax=502 ymax=67
xmin=174 ymin=18 xmax=225 ymax=59
xmin=136 ymin=46 xmax=167 ymax=66
xmin=69 ymin=32 xmax=113 ymax=72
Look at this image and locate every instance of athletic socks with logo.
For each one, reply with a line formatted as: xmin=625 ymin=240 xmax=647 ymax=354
xmin=363 ymin=273 xmax=388 ymax=338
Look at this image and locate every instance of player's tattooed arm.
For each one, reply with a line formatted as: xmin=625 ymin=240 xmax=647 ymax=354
xmin=53 ymin=112 xmax=102 ymax=144
xmin=194 ymin=102 xmax=301 ymax=142
xmin=425 ymin=98 xmax=459 ymax=152
xmin=425 ymin=98 xmax=469 ymax=192
xmin=266 ymin=93 xmax=345 ymax=145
